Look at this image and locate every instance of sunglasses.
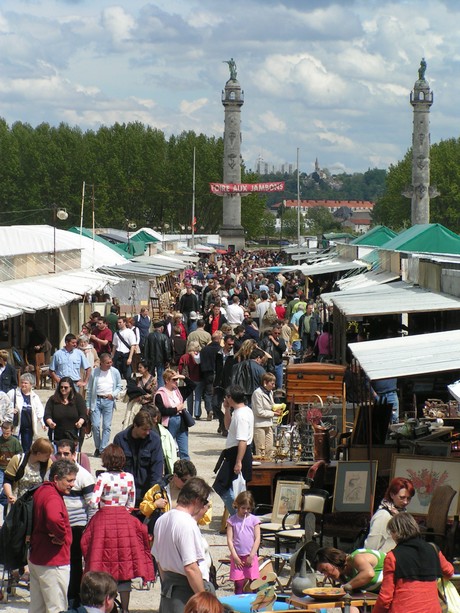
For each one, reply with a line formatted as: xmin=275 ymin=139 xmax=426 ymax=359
xmin=60 ymin=385 xmax=71 ymax=390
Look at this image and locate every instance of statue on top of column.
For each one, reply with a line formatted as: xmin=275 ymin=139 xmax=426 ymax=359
xmin=223 ymin=58 xmax=237 ymax=80
xmin=418 ymin=58 xmax=427 ymax=81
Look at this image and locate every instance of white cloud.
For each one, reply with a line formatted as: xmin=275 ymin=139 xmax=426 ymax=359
xmin=101 ymin=6 xmax=135 ymax=46
xmin=179 ymin=98 xmax=208 ymax=115
xmin=259 ymin=111 xmax=286 ymax=133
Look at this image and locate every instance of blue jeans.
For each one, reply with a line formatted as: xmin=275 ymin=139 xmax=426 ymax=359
xmin=156 ymin=364 xmax=165 ymax=388
xmin=274 ymin=363 xmax=283 ymax=390
xmin=167 ymin=414 xmax=189 ymax=459
xmin=219 ymin=487 xmax=237 ymax=516
xmin=187 ymin=380 xmax=203 ymax=418
xmin=90 ymin=397 xmax=115 ymax=452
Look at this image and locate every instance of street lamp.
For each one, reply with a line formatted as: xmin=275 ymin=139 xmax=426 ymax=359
xmin=52 ymin=204 xmax=68 ymax=273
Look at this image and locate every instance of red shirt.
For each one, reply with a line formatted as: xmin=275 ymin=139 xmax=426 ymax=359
xmin=29 ymin=482 xmax=72 ymax=567
xmin=94 ymin=327 xmax=113 ymax=355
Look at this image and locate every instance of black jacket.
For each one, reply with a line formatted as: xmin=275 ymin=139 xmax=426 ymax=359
xmin=143 ymin=331 xmax=172 ymax=369
xmin=113 ymin=426 xmax=164 ymax=506
xmin=0 ymin=363 xmax=17 ymax=393
xmin=214 ymin=351 xmax=235 ymax=389
xmin=199 ymin=341 xmax=222 ymax=374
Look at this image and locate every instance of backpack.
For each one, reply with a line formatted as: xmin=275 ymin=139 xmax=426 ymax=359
xmin=262 ymin=304 xmax=278 ymax=326
xmin=0 ymin=483 xmax=41 ymax=570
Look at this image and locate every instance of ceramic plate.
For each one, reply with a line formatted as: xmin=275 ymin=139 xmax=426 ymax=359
xmin=252 ymin=461 xmax=262 ymax=466
xmin=303 ymin=587 xmax=345 ymax=601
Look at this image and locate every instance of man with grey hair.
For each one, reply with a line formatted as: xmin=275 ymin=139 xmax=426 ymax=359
xmin=29 ymin=459 xmax=79 ymax=613
xmin=153 ymin=477 xmax=214 ymax=613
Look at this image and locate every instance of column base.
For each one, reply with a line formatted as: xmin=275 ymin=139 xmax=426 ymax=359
xmin=220 ymin=226 xmax=245 ymax=251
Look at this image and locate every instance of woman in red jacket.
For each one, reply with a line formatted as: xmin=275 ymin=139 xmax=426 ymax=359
xmin=81 ymin=444 xmax=154 ymax=613
xmin=373 ymin=513 xmax=454 ymax=613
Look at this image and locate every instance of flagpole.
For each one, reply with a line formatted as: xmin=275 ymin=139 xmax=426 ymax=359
xmin=191 ymin=147 xmax=196 ymax=249
xmin=297 ymin=147 xmax=301 ymax=247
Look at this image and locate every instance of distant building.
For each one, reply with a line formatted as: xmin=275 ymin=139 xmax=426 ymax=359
xmin=273 ymin=199 xmax=374 ymax=234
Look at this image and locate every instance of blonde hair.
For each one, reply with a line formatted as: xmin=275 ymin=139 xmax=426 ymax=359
xmin=163 ymin=368 xmax=178 ymax=383
xmin=0 ymin=350 xmax=9 ymax=361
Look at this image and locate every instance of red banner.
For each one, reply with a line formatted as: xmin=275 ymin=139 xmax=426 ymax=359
xmin=210 ymin=181 xmax=285 ymax=195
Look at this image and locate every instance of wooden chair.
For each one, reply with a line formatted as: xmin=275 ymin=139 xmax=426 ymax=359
xmin=421 ymin=484 xmax=456 ymax=556
xmin=34 ymin=352 xmax=53 ymax=389
xmin=274 ymin=488 xmax=331 ymax=555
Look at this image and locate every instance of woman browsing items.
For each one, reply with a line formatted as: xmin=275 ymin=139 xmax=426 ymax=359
xmin=373 ymin=513 xmax=454 ymax=613
xmin=314 ymin=546 xmax=385 ymax=592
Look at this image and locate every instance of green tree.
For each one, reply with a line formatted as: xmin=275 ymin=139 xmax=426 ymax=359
xmin=304 ymin=207 xmax=342 ymax=235
xmin=282 ymin=209 xmax=305 ymax=238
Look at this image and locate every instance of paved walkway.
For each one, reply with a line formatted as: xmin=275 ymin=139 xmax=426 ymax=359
xmin=6 ymin=386 xmax=279 ymax=611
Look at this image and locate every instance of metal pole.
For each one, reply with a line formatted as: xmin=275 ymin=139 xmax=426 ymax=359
xmin=79 ymin=181 xmax=85 ymax=235
xmin=297 ymin=147 xmax=301 ymax=247
xmin=191 ymin=146 xmax=196 ymax=249
xmin=53 ymin=205 xmax=57 ymax=274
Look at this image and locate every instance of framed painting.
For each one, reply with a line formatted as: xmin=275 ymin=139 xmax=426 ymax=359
xmin=391 ymin=454 xmax=460 ymax=517
xmin=272 ymin=480 xmax=304 ymax=524
xmin=333 ymin=461 xmax=378 ymax=513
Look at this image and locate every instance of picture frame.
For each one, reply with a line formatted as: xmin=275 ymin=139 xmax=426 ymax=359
xmin=391 ymin=454 xmax=460 ymax=517
xmin=333 ymin=461 xmax=378 ymax=513
xmin=271 ymin=480 xmax=304 ymax=524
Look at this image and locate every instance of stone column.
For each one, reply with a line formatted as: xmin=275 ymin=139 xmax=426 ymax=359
xmin=409 ymin=59 xmax=434 ymax=225
xmin=220 ymin=77 xmax=245 ymax=250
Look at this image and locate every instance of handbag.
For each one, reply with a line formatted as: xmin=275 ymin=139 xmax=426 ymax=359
xmin=180 ymin=409 xmax=196 ymax=428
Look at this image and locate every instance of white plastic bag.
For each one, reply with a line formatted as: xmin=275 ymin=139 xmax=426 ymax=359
xmin=444 ymin=579 xmax=460 ymax=613
xmin=232 ymin=473 xmax=246 ymax=498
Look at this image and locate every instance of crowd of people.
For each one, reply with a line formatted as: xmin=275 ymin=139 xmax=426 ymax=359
xmin=0 ymin=251 xmax=455 ymax=612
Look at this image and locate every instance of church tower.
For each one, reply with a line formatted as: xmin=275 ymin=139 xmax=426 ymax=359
xmin=409 ymin=58 xmax=435 ymax=225
xmin=220 ymin=59 xmax=245 ymax=250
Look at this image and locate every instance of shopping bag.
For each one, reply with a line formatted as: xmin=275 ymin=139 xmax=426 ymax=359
xmin=232 ymin=473 xmax=246 ymax=498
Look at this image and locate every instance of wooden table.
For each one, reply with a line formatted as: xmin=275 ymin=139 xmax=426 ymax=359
xmin=248 ymin=461 xmax=337 ymax=504
xmin=289 ymin=592 xmax=378 ymax=611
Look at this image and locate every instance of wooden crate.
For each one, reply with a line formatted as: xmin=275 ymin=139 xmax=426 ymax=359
xmin=286 ymin=363 xmax=346 ymax=404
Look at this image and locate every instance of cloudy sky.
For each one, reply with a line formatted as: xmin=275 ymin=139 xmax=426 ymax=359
xmin=0 ymin=0 xmax=459 ymax=174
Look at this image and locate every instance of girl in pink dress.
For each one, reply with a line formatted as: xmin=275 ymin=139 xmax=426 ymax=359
xmin=226 ymin=491 xmax=261 ymax=594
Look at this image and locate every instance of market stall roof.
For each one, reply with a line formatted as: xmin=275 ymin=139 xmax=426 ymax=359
xmin=335 ymin=269 xmax=400 ymax=291
xmin=350 ymin=225 xmax=397 ymax=247
xmin=68 ymin=227 xmax=134 ymax=259
xmin=100 ymin=252 xmax=187 ymax=278
xmin=0 ymin=269 xmax=120 ymax=320
xmin=380 ymin=223 xmax=460 ymax=255
xmin=321 ymin=281 xmax=408 ymax=307
xmin=131 ymin=228 xmax=161 ymax=243
xmin=330 ymin=282 xmax=460 ymax=316
xmin=299 ymin=258 xmax=367 ymax=276
xmin=349 ymin=330 xmax=460 ymax=380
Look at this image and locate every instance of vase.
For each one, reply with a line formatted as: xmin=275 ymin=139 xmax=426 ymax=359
xmin=417 ymin=491 xmax=432 ymax=506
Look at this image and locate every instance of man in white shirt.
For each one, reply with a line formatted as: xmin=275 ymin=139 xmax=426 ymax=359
xmin=111 ymin=316 xmax=138 ymax=380
xmin=225 ymin=295 xmax=245 ymax=330
xmin=86 ymin=353 xmax=123 ymax=457
xmin=153 ymin=478 xmax=214 ymax=612
xmin=213 ymin=385 xmax=254 ymax=515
